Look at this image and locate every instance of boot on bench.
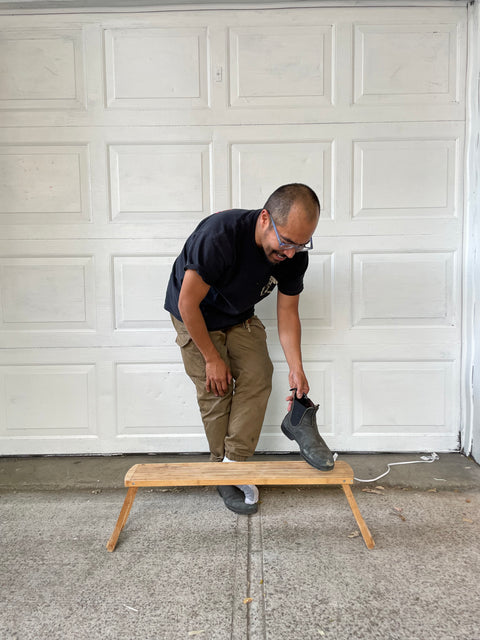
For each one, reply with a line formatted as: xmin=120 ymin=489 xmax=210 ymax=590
xmin=281 ymin=391 xmax=334 ymax=472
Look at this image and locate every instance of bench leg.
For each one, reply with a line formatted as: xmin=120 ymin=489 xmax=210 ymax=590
xmin=342 ymin=485 xmax=375 ymax=550
xmin=106 ymin=487 xmax=138 ymax=552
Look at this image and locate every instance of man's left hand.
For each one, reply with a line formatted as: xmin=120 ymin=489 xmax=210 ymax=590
xmin=286 ymin=370 xmax=309 ymax=410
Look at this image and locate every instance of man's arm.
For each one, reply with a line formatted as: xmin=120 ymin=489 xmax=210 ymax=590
xmin=178 ymin=269 xmax=232 ymax=397
xmin=277 ymin=291 xmax=309 ymax=401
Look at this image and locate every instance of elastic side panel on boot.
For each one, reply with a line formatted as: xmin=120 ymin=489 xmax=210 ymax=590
xmin=290 ymin=400 xmax=305 ymax=426
xmin=289 ymin=393 xmax=316 ymax=426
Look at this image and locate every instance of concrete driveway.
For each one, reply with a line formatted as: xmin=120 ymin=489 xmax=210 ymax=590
xmin=1 ymin=453 xmax=479 ymax=640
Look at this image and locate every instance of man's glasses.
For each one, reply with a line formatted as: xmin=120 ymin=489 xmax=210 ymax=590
xmin=267 ymin=211 xmax=313 ymax=252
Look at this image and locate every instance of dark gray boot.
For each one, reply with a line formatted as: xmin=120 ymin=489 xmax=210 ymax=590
xmin=281 ymin=392 xmax=334 ymax=471
xmin=217 ymin=485 xmax=258 ymax=515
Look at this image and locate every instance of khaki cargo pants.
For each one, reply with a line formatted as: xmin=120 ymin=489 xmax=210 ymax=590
xmin=171 ymin=315 xmax=274 ymax=461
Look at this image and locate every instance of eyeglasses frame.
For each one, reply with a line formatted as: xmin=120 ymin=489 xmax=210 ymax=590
xmin=266 ymin=210 xmax=313 ymax=252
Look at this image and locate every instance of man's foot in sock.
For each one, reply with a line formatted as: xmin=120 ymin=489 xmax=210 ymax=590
xmin=236 ymin=484 xmax=259 ymax=505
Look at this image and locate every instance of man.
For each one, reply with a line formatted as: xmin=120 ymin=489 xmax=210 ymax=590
xmin=165 ymin=183 xmax=333 ymax=515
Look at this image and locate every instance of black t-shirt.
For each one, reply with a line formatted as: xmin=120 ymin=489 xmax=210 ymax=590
xmin=164 ymin=208 xmax=308 ymax=330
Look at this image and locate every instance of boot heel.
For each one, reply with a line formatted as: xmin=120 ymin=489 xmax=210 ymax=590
xmin=281 ymin=423 xmax=295 ymax=441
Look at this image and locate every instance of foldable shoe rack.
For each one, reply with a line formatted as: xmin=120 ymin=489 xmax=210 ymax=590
xmin=106 ymin=460 xmax=375 ymax=551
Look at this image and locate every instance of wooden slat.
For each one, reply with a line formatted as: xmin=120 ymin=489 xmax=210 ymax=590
xmin=125 ymin=460 xmax=353 ymax=487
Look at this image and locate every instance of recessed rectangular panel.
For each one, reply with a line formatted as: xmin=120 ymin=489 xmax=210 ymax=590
xmin=353 ymin=252 xmax=455 ymax=326
xmin=354 ymin=23 xmax=459 ymax=105
xmin=0 ymin=365 xmax=96 ymax=436
xmin=109 ymin=144 xmax=211 ymax=222
xmin=116 ymin=363 xmax=202 ymax=434
xmin=104 ymin=28 xmax=209 ymax=109
xmin=0 ymin=257 xmax=95 ymax=330
xmin=231 ymin=142 xmax=332 ymax=219
xmin=353 ymin=361 xmax=454 ymax=433
xmin=229 ymin=26 xmax=332 ymax=108
xmin=353 ymin=139 xmax=457 ymax=218
xmin=0 ymin=30 xmax=86 ymax=110
xmin=113 ymin=256 xmax=174 ymax=329
xmin=0 ymin=145 xmax=91 ymax=224
xmin=255 ymin=254 xmax=332 ymax=327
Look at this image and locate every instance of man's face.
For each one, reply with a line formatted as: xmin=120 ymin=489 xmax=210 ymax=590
xmin=258 ymin=204 xmax=318 ymax=264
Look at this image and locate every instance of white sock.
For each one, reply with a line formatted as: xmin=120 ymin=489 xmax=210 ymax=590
xmin=222 ymin=456 xmax=259 ymax=505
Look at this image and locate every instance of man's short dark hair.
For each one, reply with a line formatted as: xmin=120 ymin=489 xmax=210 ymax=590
xmin=264 ymin=183 xmax=320 ymax=226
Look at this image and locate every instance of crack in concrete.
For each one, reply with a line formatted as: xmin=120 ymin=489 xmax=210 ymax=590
xmin=247 ymin=511 xmax=267 ymax=640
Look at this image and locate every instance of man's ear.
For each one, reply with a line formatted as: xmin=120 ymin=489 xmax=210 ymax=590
xmin=259 ymin=209 xmax=270 ymax=227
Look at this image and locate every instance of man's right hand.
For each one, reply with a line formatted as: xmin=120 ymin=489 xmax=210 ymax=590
xmin=205 ymin=355 xmax=233 ymax=397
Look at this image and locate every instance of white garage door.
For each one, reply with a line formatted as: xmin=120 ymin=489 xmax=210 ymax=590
xmin=0 ymin=5 xmax=467 ymax=455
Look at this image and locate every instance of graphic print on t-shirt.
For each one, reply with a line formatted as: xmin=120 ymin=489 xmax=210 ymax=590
xmin=260 ymin=275 xmax=278 ymax=298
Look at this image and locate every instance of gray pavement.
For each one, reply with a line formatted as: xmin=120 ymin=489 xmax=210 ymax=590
xmin=1 ymin=453 xmax=479 ymax=640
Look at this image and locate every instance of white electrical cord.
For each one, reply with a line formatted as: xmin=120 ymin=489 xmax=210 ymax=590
xmin=332 ymin=452 xmax=440 ymax=483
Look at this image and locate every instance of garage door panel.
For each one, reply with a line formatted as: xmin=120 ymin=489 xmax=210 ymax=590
xmin=0 ymin=28 xmax=86 ymax=111
xmin=229 ymin=25 xmax=333 ymax=108
xmin=353 ymin=22 xmax=461 ymax=106
xmin=0 ymin=144 xmax=92 ymax=224
xmin=352 ymin=360 xmax=456 ymax=434
xmin=0 ymin=256 xmax=96 ymax=331
xmin=352 ymin=252 xmax=456 ymax=327
xmin=104 ymin=27 xmax=210 ymax=110
xmin=0 ymin=364 xmax=97 ymax=437
xmin=108 ymin=142 xmax=212 ymax=223
xmin=352 ymin=138 xmax=458 ymax=219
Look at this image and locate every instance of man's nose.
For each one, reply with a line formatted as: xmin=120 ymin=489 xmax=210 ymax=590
xmin=284 ymin=248 xmax=296 ymax=259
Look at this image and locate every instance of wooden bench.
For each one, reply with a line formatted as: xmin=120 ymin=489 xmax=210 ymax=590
xmin=106 ymin=460 xmax=375 ymax=551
